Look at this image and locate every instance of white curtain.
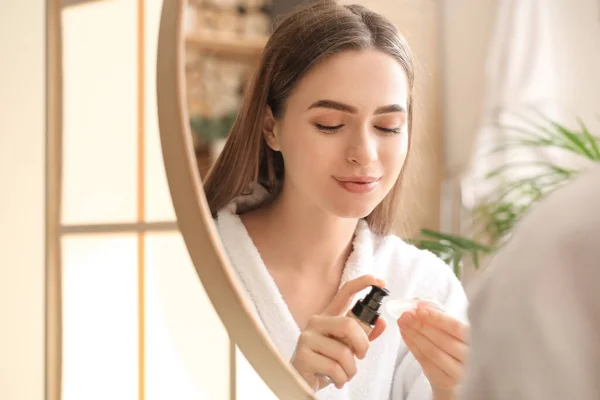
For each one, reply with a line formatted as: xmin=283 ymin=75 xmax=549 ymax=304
xmin=459 ymin=0 xmax=563 ymax=210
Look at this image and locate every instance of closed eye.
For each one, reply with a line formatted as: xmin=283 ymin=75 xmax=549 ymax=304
xmin=376 ymin=126 xmax=402 ymax=134
xmin=315 ymin=123 xmax=344 ymax=132
xmin=315 ymin=124 xmax=403 ymax=134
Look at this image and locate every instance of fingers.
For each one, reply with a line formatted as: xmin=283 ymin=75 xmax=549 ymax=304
xmin=418 ymin=304 xmax=469 ymax=341
xmin=308 ymin=315 xmax=370 ymax=359
xmin=325 ymin=274 xmax=386 ymax=316
xmin=294 ymin=315 xmax=369 ymax=390
xmin=293 ymin=345 xmax=349 ymax=389
xmin=368 ymin=317 xmax=387 ymax=341
xmin=402 ymin=326 xmax=463 ymax=381
xmin=290 ymin=274 xmax=388 ymax=392
xmin=300 ymin=331 xmax=357 ymax=382
xmin=401 ymin=329 xmax=445 ymax=377
xmin=410 ymin=308 xmax=468 ymax=361
xmin=398 ymin=312 xmax=464 ymax=380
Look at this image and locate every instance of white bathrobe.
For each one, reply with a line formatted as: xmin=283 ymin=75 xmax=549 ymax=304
xmin=215 ymin=184 xmax=468 ymax=400
xmin=460 ymin=165 xmax=600 ymax=400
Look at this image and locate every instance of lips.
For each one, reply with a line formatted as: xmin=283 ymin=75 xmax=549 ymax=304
xmin=334 ymin=176 xmax=381 ymax=194
xmin=335 ymin=176 xmax=380 ymax=183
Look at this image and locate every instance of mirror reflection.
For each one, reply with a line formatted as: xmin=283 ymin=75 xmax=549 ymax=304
xmin=184 ymin=1 xmax=468 ymax=398
xmin=181 ymin=0 xmax=600 ymax=399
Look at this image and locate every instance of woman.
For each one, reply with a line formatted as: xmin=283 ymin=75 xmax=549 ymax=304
xmin=204 ymin=2 xmax=469 ymax=399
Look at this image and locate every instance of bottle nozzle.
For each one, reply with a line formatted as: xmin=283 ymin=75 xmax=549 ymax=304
xmin=350 ymin=285 xmax=390 ymax=327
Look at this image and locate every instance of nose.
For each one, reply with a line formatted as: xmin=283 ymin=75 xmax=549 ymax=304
xmin=346 ymin=128 xmax=378 ymax=166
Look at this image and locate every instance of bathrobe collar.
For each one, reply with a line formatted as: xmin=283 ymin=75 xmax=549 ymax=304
xmin=215 ymin=182 xmax=376 ymax=360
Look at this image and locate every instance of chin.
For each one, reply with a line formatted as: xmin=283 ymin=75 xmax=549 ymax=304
xmin=327 ymin=200 xmax=379 ymax=219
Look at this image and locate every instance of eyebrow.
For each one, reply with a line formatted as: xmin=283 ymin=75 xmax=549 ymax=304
xmin=307 ymin=99 xmax=407 ymax=115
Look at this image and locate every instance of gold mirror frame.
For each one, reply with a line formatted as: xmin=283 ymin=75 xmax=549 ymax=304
xmin=155 ymin=1 xmax=314 ymax=398
xmin=46 ymin=1 xmax=63 ymax=399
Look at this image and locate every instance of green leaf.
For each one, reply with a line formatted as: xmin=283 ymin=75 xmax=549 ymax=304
xmin=577 ymin=117 xmax=600 ymax=160
xmin=484 ymin=161 xmax=575 ymax=180
xmin=491 ymin=136 xmax=585 ymax=158
xmin=489 ymin=138 xmax=556 ymax=154
xmin=412 ymin=239 xmax=451 ymax=253
xmin=489 ymin=119 xmax=551 ymax=141
xmin=511 ymin=110 xmax=573 ymax=144
xmin=419 ymin=229 xmax=492 ymax=252
xmin=452 ymin=253 xmax=463 ymax=278
xmin=532 ymin=110 xmax=597 ymax=159
xmin=492 ymin=110 xmax=600 ymax=160
xmin=472 ymin=251 xmax=480 ymax=269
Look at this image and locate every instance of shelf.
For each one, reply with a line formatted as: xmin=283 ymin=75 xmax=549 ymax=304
xmin=186 ymin=33 xmax=268 ymax=58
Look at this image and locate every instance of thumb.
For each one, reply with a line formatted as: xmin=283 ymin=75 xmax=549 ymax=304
xmin=368 ymin=318 xmax=387 ymax=341
xmin=324 ymin=274 xmax=386 ymax=316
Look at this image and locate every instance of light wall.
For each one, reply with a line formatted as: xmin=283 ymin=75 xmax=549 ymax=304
xmin=0 ymin=1 xmax=46 ymax=400
xmin=442 ymin=0 xmax=600 ymax=180
xmin=551 ymin=0 xmax=600 ymax=132
xmin=441 ymin=0 xmax=499 ymax=179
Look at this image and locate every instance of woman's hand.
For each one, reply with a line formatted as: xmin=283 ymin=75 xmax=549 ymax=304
xmin=291 ymin=275 xmax=387 ymax=391
xmin=397 ymin=303 xmax=469 ymax=399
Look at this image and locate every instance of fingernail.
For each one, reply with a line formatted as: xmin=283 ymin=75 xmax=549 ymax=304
xmin=418 ymin=307 xmax=429 ymax=318
xmin=397 ymin=314 xmax=408 ymax=327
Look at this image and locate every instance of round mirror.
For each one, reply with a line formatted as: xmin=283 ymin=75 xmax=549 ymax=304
xmin=157 ymin=1 xmax=467 ymax=399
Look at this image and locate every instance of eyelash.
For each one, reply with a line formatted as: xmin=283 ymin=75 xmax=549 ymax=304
xmin=315 ymin=124 xmax=402 ymax=135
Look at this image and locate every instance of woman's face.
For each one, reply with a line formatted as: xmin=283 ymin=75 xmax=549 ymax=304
xmin=266 ymin=49 xmax=410 ymax=219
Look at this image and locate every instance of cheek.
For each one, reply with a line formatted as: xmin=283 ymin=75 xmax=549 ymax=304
xmin=380 ymin=135 xmax=409 ymax=175
xmin=278 ymin=126 xmax=332 ymax=178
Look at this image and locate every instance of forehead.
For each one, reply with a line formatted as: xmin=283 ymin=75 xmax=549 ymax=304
xmin=288 ymin=50 xmax=409 ymax=110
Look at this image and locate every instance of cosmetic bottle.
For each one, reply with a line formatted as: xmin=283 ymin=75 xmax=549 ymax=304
xmin=314 ymin=285 xmax=390 ymax=391
xmin=346 ymin=285 xmax=390 ymax=335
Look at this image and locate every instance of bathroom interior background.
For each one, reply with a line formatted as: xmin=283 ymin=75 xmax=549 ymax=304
xmin=2 ymin=0 xmax=599 ymax=399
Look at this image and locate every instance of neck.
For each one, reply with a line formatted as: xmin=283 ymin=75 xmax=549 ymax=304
xmin=255 ymin=183 xmax=359 ymax=278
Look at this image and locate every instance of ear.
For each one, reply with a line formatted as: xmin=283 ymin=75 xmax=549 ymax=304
xmin=263 ymin=106 xmax=281 ymax=151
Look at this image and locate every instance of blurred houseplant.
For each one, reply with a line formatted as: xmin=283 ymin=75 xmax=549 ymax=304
xmin=409 ymin=229 xmax=493 ymax=277
xmin=190 ymin=111 xmax=237 ymax=159
xmin=411 ymin=111 xmax=600 ymax=278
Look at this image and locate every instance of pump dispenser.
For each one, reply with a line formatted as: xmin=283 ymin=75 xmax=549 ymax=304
xmin=346 ymin=285 xmax=390 ymax=335
xmin=314 ymin=285 xmax=390 ymax=391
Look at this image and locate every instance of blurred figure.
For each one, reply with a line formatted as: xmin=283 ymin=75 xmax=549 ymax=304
xmin=461 ymin=165 xmax=600 ymax=399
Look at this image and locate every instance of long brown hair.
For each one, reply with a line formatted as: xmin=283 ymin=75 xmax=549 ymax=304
xmin=203 ymin=1 xmax=415 ymax=235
